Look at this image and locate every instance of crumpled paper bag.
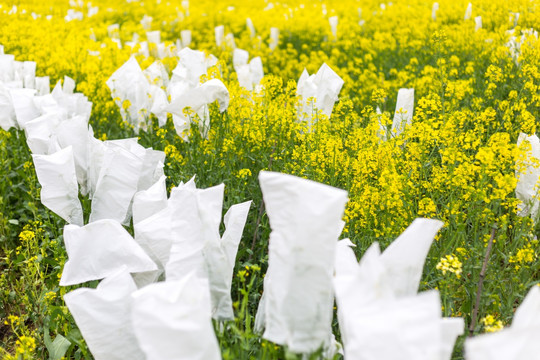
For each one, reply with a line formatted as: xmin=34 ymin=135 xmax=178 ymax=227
xmin=89 ymin=143 xmax=144 ymax=225
xmin=515 ymin=133 xmax=540 ymax=219
xmin=132 ymin=175 xmax=168 ymax=226
xmin=392 ymin=88 xmax=414 ymax=136
xmin=297 ymin=63 xmax=344 ymax=126
xmin=106 ymin=56 xmax=151 ymax=133
xmin=131 ymin=273 xmax=221 ymax=360
xmin=465 ymin=286 xmax=540 ymax=359
xmin=0 ymin=83 xmax=17 ymax=131
xmin=333 ymin=219 xmax=464 ymax=360
xmin=32 ymin=146 xmax=83 ymax=226
xmin=63 ymin=268 xmax=145 ymax=360
xmin=233 ymin=49 xmax=264 ymax=91
xmin=255 ymin=171 xmax=348 ymax=354
xmin=166 ymin=79 xmax=229 ymax=140
xmin=165 ymin=181 xmax=251 ymax=320
xmin=60 ymin=219 xmax=158 ymax=286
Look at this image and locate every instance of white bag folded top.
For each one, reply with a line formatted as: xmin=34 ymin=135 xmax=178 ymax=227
xmin=255 ymin=171 xmax=348 ymax=354
xmin=63 ymin=268 xmax=145 ymax=360
xmin=131 ymin=273 xmax=222 ymax=360
xmin=32 ymin=146 xmax=84 ymax=226
xmin=60 ymin=219 xmax=158 ymax=286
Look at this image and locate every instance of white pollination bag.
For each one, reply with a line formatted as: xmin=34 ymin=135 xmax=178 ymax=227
xmin=63 ymin=268 xmax=145 ymax=360
xmin=32 ymin=146 xmax=83 ymax=226
xmin=515 ymin=133 xmax=540 ymax=219
xmin=255 ymin=171 xmax=348 ymax=354
xmin=60 ymin=219 xmax=157 ymax=286
xmin=465 ymin=287 xmax=540 ymax=360
xmin=131 ymin=273 xmax=221 ymax=360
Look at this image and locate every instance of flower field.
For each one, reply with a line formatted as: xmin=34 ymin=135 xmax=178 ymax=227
xmin=1 ymin=0 xmax=540 ymax=358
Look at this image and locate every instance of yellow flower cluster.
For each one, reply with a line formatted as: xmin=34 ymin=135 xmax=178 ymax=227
xmin=509 ymin=245 xmax=537 ymax=270
xmin=1 ymin=0 xmax=540 ymax=356
xmin=480 ymin=315 xmax=504 ymax=333
xmin=17 ymin=230 xmax=35 ymax=243
xmin=436 ymin=254 xmax=463 ymax=279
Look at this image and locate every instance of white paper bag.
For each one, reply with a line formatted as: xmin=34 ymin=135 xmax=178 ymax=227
xmin=515 ymin=133 xmax=540 ymax=219
xmin=297 ymin=63 xmax=344 ymax=125
xmin=63 ymin=268 xmax=145 ymax=360
xmin=131 ymin=274 xmax=221 ymax=360
xmin=392 ymin=88 xmax=414 ymax=136
xmin=60 ymin=219 xmax=158 ymax=286
xmin=89 ymin=144 xmax=144 ymax=225
xmin=32 ymin=146 xmax=84 ymax=226
xmin=132 ymin=175 xmax=168 ymax=226
xmin=256 ymin=171 xmax=348 ymax=353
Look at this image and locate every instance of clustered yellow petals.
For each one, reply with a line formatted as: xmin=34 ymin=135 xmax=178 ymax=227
xmin=509 ymin=245 xmax=537 ymax=270
xmin=436 ymin=254 xmax=463 ymax=279
xmin=480 ymin=315 xmax=504 ymax=333
xmin=1 ymin=0 xmax=540 ymax=357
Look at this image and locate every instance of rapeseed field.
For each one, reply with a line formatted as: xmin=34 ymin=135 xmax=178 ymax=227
xmin=0 ymin=0 xmax=539 ymax=359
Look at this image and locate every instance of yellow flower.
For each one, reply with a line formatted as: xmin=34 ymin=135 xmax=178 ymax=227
xmin=237 ymin=168 xmax=252 ymax=179
xmin=480 ymin=315 xmax=503 ymax=333
xmin=18 ymin=230 xmax=35 ymax=243
xmin=436 ymin=254 xmax=463 ymax=279
xmin=509 ymin=246 xmax=536 ymax=270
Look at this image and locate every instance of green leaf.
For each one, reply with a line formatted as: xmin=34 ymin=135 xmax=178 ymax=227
xmin=44 ymin=323 xmax=72 ymax=360
xmin=47 ymin=335 xmax=72 ymax=360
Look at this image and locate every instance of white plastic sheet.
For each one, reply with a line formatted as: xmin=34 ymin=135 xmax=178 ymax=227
xmin=32 ymin=146 xmax=84 ymax=226
xmin=225 ymin=33 xmax=236 ymax=49
xmin=475 ymin=16 xmax=482 ymax=31
xmin=55 ymin=115 xmax=91 ymax=195
xmin=163 ymin=187 xmax=207 ymax=279
xmin=23 ymin=113 xmax=60 ymax=154
xmin=246 ymin=18 xmax=256 ymax=38
xmin=171 ymin=47 xmax=209 ymax=88
xmin=0 ymin=54 xmax=15 ymax=82
xmin=165 ymin=181 xmax=251 ymax=320
xmin=63 ymin=268 xmax=145 ymax=360
xmin=9 ymin=88 xmax=39 ymax=127
xmin=134 ymin=177 xmax=196 ymax=273
xmin=60 ymin=219 xmax=158 ymax=286
xmin=146 ymin=30 xmax=161 ymax=44
xmin=255 ymin=171 xmax=348 ymax=354
xmin=380 ymin=218 xmax=444 ymax=296
xmin=204 ymin=200 xmax=252 ymax=320
xmin=50 ymin=80 xmax=93 ymax=121
xmin=35 ymin=76 xmax=50 ymax=96
xmin=344 ymin=291 xmax=445 ymax=360
xmin=181 ymin=30 xmax=192 ymax=48
xmin=143 ymin=61 xmax=169 ymax=88
xmin=22 ymin=61 xmax=36 ymax=89
xmin=131 ymin=273 xmax=221 ymax=360
xmin=464 ymin=2 xmax=472 ymax=21
xmin=137 ymin=148 xmax=165 ymax=192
